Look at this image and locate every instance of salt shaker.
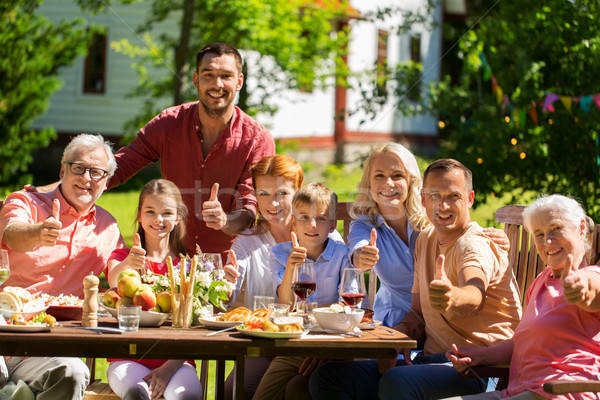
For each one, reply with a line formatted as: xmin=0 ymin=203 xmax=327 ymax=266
xmin=82 ymin=273 xmax=100 ymax=327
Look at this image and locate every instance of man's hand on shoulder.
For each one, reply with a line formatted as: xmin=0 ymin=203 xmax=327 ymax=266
xmin=23 ymin=182 xmax=60 ymax=194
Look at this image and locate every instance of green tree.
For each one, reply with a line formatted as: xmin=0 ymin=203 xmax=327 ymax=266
xmin=79 ymin=0 xmax=353 ymax=140
xmin=428 ymin=1 xmax=600 ymax=219
xmin=0 ymin=0 xmax=95 ymax=188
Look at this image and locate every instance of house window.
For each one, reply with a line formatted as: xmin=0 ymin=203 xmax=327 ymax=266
xmin=376 ymin=29 xmax=389 ymax=95
xmin=408 ymin=34 xmax=421 ymax=101
xmin=83 ymin=32 xmax=107 ymax=94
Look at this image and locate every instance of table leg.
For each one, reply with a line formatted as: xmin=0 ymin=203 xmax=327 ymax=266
xmin=215 ymin=360 xmax=226 ymax=400
xmin=233 ymin=356 xmax=245 ymax=400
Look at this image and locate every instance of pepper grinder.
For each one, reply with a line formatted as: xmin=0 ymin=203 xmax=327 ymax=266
xmin=82 ymin=274 xmax=100 ymax=327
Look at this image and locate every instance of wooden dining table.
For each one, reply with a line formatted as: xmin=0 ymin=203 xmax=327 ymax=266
xmin=0 ymin=318 xmax=416 ymax=399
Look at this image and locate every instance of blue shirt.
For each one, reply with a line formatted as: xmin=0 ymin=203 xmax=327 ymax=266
xmin=270 ymin=238 xmax=353 ymax=306
xmin=348 ymin=214 xmax=418 ymax=327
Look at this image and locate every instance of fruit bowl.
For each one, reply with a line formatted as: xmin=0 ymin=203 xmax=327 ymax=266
xmin=312 ymin=307 xmax=364 ymax=333
xmin=102 ymin=303 xmax=170 ymax=327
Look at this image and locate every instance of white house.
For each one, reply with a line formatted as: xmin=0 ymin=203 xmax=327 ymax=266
xmin=32 ymin=0 xmax=462 ymax=163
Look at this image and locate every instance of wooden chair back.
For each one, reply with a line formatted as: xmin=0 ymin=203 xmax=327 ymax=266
xmin=495 ymin=204 xmax=546 ymax=303
xmin=336 ymin=201 xmax=378 ymax=308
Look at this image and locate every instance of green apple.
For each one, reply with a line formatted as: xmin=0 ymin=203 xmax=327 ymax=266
xmin=117 ymin=275 xmax=142 ymax=298
xmin=115 ymin=296 xmax=134 ymax=308
xmin=118 ymin=268 xmax=140 ymax=283
xmin=102 ymin=288 xmax=121 ymax=308
xmin=156 ymin=291 xmax=172 ymax=313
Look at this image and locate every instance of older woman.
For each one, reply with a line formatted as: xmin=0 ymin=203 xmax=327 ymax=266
xmin=446 ymin=194 xmax=600 ymax=400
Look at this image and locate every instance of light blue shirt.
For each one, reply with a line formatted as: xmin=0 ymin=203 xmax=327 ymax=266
xmin=270 ymin=238 xmax=353 ymax=306
xmin=348 ymin=214 xmax=418 ymax=327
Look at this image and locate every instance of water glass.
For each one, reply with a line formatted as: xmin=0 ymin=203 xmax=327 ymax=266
xmin=253 ymin=295 xmax=274 ymax=311
xmin=118 ymin=305 xmax=141 ymax=332
xmin=268 ymin=303 xmax=290 ymax=320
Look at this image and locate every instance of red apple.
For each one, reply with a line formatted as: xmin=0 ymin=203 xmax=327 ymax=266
xmin=118 ymin=275 xmax=142 ymax=298
xmin=156 ymin=291 xmax=172 ymax=313
xmin=102 ymin=288 xmax=121 ymax=308
xmin=132 ymin=284 xmax=157 ymax=311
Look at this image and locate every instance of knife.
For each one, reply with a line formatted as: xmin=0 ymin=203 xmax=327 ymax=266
xmin=63 ymin=326 xmax=123 ymax=334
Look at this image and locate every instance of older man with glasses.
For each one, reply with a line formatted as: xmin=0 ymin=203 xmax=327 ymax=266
xmin=0 ymin=133 xmax=125 ymax=298
xmin=0 ymin=133 xmax=125 ymax=399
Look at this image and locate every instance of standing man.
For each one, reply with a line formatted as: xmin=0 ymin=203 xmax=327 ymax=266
xmin=310 ymin=158 xmax=522 ymax=400
xmin=107 ymin=42 xmax=276 ymax=255
xmin=0 ymin=133 xmax=125 ymax=399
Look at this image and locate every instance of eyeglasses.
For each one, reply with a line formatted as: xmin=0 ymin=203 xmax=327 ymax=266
xmin=64 ymin=162 xmax=108 ymax=181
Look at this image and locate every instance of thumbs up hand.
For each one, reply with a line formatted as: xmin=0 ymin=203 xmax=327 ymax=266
xmin=202 ymin=183 xmax=227 ymax=230
xmin=223 ymin=250 xmax=241 ymax=284
xmin=429 ymin=254 xmax=454 ymax=313
xmin=125 ymin=233 xmax=147 ymax=272
xmin=287 ymin=231 xmax=307 ymax=269
xmin=356 ymin=228 xmax=379 ymax=271
xmin=40 ymin=199 xmax=63 ymax=247
xmin=561 ymin=254 xmax=591 ymax=306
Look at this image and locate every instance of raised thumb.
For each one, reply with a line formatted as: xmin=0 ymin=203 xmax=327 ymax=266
xmin=209 ymin=182 xmax=219 ymax=202
xmin=51 ymin=199 xmax=60 ymax=219
xmin=561 ymin=254 xmax=575 ymax=280
xmin=229 ymin=249 xmax=238 ymax=269
xmin=435 ymin=254 xmax=447 ymax=281
xmin=133 ymin=233 xmax=141 ymax=247
xmin=369 ymin=228 xmax=377 ymax=246
xmin=291 ymin=231 xmax=299 ymax=247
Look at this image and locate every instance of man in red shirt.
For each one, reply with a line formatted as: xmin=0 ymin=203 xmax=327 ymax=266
xmin=108 ymin=42 xmax=276 ymax=255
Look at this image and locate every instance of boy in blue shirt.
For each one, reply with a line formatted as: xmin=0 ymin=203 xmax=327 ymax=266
xmin=256 ymin=182 xmax=354 ymax=400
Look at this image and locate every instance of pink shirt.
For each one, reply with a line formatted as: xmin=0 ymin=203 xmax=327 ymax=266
xmin=108 ymin=102 xmax=275 ymax=255
xmin=0 ymin=187 xmax=125 ymax=298
xmin=505 ymin=266 xmax=600 ymax=399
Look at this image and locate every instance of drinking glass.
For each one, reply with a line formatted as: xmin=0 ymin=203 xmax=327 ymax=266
xmin=339 ymin=268 xmax=366 ymax=309
xmin=0 ymin=250 xmax=9 ymax=286
xmin=118 ymin=305 xmax=141 ymax=332
xmin=202 ymin=253 xmax=224 ymax=280
xmin=292 ymin=262 xmax=316 ymax=314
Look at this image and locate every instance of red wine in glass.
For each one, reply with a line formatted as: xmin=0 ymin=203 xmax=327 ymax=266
xmin=341 ymin=293 xmax=365 ymax=307
xmin=293 ymin=281 xmax=316 ymax=301
xmin=339 ymin=268 xmax=366 ymax=308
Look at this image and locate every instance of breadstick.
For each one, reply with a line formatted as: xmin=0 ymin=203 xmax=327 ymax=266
xmin=179 ymin=256 xmax=187 ymax=297
xmin=166 ymin=256 xmax=177 ymax=295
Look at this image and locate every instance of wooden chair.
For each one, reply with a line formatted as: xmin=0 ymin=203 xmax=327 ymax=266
xmin=336 ymin=201 xmax=378 ymax=307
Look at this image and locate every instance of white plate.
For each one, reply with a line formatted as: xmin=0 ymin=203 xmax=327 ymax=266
xmin=358 ymin=320 xmax=383 ymax=330
xmin=0 ymin=306 xmax=49 ymax=320
xmin=102 ymin=303 xmax=170 ymax=327
xmin=236 ymin=325 xmax=308 ymax=339
xmin=199 ymin=316 xmax=243 ymax=329
xmin=0 ymin=324 xmax=50 ymax=332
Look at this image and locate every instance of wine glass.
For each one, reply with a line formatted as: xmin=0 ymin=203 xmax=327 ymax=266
xmin=204 ymin=253 xmax=224 ymax=280
xmin=292 ymin=262 xmax=316 ymax=314
xmin=0 ymin=250 xmax=9 ymax=287
xmin=339 ymin=268 xmax=366 ymax=309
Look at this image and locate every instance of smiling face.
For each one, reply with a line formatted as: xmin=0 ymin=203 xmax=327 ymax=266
xmin=421 ymin=168 xmax=474 ymax=243
xmin=292 ymin=201 xmax=336 ymax=250
xmin=255 ymin=175 xmax=296 ymax=228
xmin=368 ymin=152 xmax=410 ymax=212
xmin=193 ymin=53 xmax=243 ymax=117
xmin=59 ymin=147 xmax=109 ymax=214
xmin=138 ymin=194 xmax=180 ymax=242
xmin=530 ymin=206 xmax=586 ymax=276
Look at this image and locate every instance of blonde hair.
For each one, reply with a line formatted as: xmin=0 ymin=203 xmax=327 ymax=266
xmin=351 ymin=143 xmax=430 ymax=231
xmin=249 ymin=155 xmax=304 ymax=234
xmin=293 ymin=182 xmax=338 ymax=220
xmin=136 ymin=179 xmax=188 ymax=256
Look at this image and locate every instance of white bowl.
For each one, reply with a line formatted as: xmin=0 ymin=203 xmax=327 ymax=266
xmin=102 ymin=303 xmax=170 ymax=327
xmin=312 ymin=307 xmax=364 ymax=332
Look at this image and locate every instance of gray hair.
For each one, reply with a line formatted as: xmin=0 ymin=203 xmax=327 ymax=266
xmin=523 ymin=194 xmax=586 ymax=234
xmin=61 ymin=134 xmax=117 ymax=176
